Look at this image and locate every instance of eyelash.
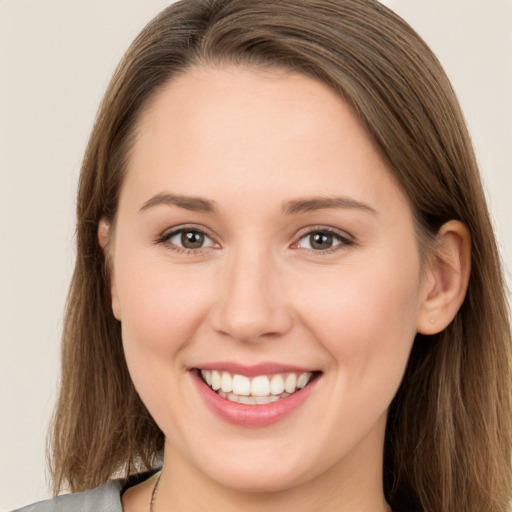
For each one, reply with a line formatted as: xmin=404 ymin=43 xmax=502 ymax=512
xmin=155 ymin=225 xmax=354 ymax=255
xmin=293 ymin=226 xmax=354 ymax=254
xmin=154 ymin=225 xmax=217 ymax=254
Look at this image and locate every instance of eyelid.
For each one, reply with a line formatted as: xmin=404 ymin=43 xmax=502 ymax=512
xmin=291 ymin=225 xmax=354 ymax=252
xmin=155 ymin=224 xmax=220 ymax=252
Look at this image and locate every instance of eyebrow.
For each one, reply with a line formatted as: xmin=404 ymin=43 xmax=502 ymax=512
xmin=139 ymin=193 xmax=216 ymax=213
xmin=138 ymin=192 xmax=376 ymax=216
xmin=282 ymin=196 xmax=377 ymax=215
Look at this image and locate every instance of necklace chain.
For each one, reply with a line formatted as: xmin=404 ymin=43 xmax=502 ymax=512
xmin=149 ymin=471 xmax=162 ymax=512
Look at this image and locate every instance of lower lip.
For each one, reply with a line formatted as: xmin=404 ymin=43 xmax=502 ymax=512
xmin=192 ymin=371 xmax=318 ymax=428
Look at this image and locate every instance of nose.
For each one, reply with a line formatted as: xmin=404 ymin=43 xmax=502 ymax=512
xmin=210 ymin=247 xmax=293 ymax=343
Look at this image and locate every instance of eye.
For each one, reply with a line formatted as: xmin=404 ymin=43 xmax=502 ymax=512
xmin=159 ymin=228 xmax=216 ymax=252
xmin=295 ymin=229 xmax=352 ymax=252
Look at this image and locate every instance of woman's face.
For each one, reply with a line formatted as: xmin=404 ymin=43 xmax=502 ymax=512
xmin=107 ymin=66 xmax=431 ymax=493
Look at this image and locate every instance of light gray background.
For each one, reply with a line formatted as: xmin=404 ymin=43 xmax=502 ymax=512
xmin=1 ymin=1 xmax=511 ymax=509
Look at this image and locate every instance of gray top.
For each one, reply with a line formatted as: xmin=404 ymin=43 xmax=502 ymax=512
xmin=11 ymin=480 xmax=125 ymax=512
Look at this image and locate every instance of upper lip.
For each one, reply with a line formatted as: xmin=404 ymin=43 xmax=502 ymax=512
xmin=191 ymin=361 xmax=319 ymax=377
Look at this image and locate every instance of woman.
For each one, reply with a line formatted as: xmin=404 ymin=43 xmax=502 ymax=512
xmin=16 ymin=0 xmax=512 ymax=511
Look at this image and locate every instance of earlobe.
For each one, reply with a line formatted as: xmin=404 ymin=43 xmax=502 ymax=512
xmin=98 ymin=218 xmax=110 ymax=252
xmin=417 ymin=220 xmax=471 ymax=335
xmin=97 ymin=218 xmax=121 ymax=321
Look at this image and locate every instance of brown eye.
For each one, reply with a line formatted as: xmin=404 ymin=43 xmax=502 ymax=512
xmin=181 ymin=230 xmax=205 ymax=249
xmin=310 ymin=232 xmax=334 ymax=250
xmin=296 ymin=229 xmax=350 ymax=252
xmin=164 ymin=228 xmax=215 ymax=251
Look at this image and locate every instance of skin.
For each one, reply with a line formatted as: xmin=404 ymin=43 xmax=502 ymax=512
xmin=100 ymin=66 xmax=470 ymax=512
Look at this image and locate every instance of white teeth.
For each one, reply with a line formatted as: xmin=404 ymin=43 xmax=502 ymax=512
xmin=221 ymin=372 xmax=233 ymax=393
xmin=297 ymin=372 xmax=312 ymax=389
xmin=270 ymin=374 xmax=285 ymax=395
xmin=251 ymin=376 xmax=270 ymax=396
xmin=200 ymin=369 xmax=315 ymax=402
xmin=254 ymin=395 xmax=271 ymax=404
xmin=232 ymin=374 xmax=251 ymax=396
xmin=284 ymin=373 xmax=297 ymax=393
xmin=211 ymin=370 xmax=221 ymax=391
xmin=215 ymin=389 xmax=293 ymax=404
xmin=203 ymin=370 xmax=212 ymax=386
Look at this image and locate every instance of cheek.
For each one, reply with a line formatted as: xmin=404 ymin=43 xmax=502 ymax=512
xmin=293 ymin=253 xmax=421 ymax=383
xmin=114 ymin=255 xmax=215 ymax=433
xmin=113 ymin=253 xmax=212 ymax=364
xmin=287 ymin=256 xmax=422 ymax=448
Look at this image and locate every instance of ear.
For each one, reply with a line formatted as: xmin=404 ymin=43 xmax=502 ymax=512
xmin=417 ymin=220 xmax=471 ymax=334
xmin=98 ymin=218 xmax=121 ymax=320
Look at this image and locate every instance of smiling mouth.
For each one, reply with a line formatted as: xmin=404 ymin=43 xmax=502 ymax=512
xmin=198 ymin=369 xmax=319 ymax=405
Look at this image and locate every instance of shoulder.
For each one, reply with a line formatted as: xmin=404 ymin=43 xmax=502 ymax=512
xmin=11 ymin=480 xmax=124 ymax=512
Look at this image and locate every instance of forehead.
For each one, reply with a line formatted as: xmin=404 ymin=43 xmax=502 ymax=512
xmin=135 ymin=65 xmax=360 ymax=157
xmin=121 ymin=65 xmax=407 ymax=217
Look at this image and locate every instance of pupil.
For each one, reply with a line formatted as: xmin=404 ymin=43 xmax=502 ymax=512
xmin=181 ymin=231 xmax=204 ymax=249
xmin=310 ymin=232 xmax=332 ymax=250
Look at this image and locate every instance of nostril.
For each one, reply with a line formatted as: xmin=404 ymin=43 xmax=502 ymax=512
xmin=211 ymin=305 xmax=294 ymax=344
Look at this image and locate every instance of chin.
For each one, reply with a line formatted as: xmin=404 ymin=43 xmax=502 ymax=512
xmin=187 ymin=439 xmax=333 ymax=495
xmin=206 ymin=463 xmax=310 ymax=494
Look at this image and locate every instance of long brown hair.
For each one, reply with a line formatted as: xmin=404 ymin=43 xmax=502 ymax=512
xmin=49 ymin=1 xmax=512 ymax=510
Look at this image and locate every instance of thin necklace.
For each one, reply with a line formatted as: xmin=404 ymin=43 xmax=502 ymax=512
xmin=149 ymin=471 xmax=162 ymax=512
